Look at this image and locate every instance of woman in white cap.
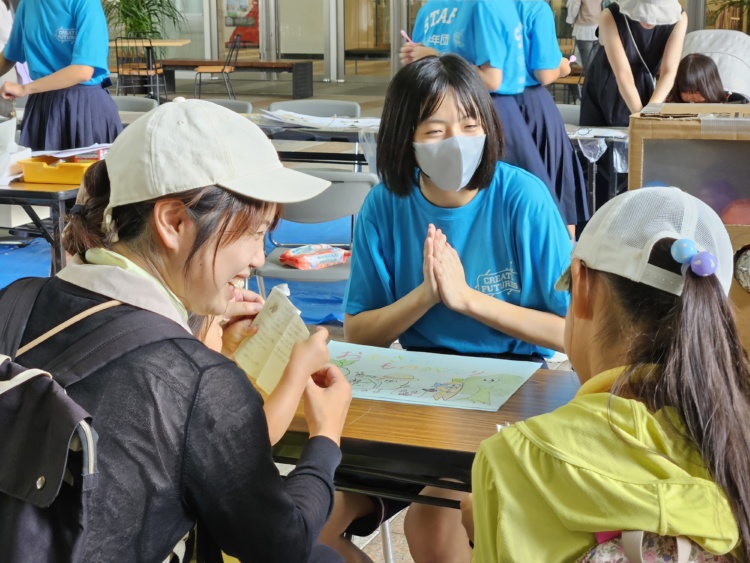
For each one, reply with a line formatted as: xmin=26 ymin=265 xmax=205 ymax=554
xmin=461 ymin=187 xmax=749 ymax=561
xmin=580 ymin=0 xmax=688 ymax=126
xmin=1 ymin=99 xmax=351 ymax=562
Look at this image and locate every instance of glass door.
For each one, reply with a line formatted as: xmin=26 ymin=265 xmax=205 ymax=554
xmin=217 ymin=0 xmax=262 ymax=64
xmin=163 ymin=0 xmax=212 ymax=60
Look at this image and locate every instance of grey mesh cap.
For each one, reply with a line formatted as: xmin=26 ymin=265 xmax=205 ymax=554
xmin=555 ymin=187 xmax=734 ymax=296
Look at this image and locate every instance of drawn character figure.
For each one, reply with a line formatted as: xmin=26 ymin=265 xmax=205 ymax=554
xmin=348 ymin=371 xmax=380 ymax=391
xmin=432 ymin=381 xmax=464 ymax=401
xmin=373 ymin=373 xmax=415 ymax=392
xmin=458 ymin=375 xmax=525 ymax=404
xmin=330 ymin=358 xmax=358 ymax=376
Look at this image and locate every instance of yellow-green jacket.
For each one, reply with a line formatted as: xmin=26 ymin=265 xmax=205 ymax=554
xmin=471 ymin=366 xmax=739 ymax=562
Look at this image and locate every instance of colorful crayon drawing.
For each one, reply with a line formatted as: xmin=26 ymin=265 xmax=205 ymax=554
xmin=327 ymin=341 xmax=540 ymax=412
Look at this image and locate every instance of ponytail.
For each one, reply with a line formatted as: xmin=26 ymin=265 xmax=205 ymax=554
xmin=63 ymin=160 xmax=114 ymax=256
xmin=601 ymin=239 xmax=750 ymax=561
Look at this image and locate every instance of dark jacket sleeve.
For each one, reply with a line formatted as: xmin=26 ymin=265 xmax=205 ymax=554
xmin=181 ymin=361 xmax=341 ymax=562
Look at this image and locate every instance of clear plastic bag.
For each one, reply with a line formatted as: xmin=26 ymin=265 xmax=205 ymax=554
xmin=358 ymin=127 xmax=378 ymax=175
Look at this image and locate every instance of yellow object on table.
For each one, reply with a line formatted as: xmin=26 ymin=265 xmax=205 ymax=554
xmin=19 ymin=156 xmax=94 ymax=185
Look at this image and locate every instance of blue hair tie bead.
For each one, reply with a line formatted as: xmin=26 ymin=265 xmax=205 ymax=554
xmin=690 ymin=251 xmax=718 ymax=277
xmin=671 ymin=239 xmax=697 ymax=264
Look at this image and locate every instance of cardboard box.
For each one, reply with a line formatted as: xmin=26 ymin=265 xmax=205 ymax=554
xmin=629 ymin=109 xmax=750 ymax=351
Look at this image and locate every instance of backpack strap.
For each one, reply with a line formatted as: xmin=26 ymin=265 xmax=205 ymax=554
xmin=0 ymin=277 xmax=49 ymax=357
xmin=38 ymin=308 xmax=194 ymax=388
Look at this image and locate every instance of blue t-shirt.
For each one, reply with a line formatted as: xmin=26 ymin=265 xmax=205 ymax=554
xmin=411 ymin=0 xmax=527 ymax=95
xmin=344 ymin=162 xmax=571 ymax=358
xmin=5 ymin=0 xmax=110 ymax=86
xmin=515 ymin=0 xmax=563 ymax=87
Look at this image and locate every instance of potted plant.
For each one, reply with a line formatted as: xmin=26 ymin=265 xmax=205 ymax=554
xmin=102 ymin=0 xmax=186 ymax=39
xmin=103 ymin=0 xmax=186 ymax=96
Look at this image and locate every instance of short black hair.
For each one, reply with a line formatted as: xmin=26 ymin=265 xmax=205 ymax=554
xmin=376 ymin=54 xmax=503 ymax=197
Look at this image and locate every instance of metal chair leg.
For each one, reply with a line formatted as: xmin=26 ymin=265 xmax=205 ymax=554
xmin=222 ymin=72 xmax=231 ymax=99
xmin=380 ymin=520 xmax=394 ymax=563
xmin=227 ymin=75 xmax=236 ymax=100
xmin=194 ymin=74 xmax=199 ymax=99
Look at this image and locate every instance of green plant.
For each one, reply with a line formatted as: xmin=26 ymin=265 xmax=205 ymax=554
xmin=102 ymin=0 xmax=186 ymax=38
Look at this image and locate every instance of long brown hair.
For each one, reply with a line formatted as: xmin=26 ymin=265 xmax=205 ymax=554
xmin=63 ymin=160 xmax=279 ymax=275
xmin=667 ymin=54 xmax=727 ymax=103
xmin=597 ymin=239 xmax=750 ymax=560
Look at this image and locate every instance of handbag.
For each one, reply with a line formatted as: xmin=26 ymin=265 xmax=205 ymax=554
xmin=576 ymin=530 xmax=732 ymax=562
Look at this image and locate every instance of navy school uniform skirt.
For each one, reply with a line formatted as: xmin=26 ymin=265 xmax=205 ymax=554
xmin=490 ymin=93 xmax=566 ymax=221
xmin=514 ymin=84 xmax=589 ymax=225
xmin=21 ymin=84 xmax=123 ymax=151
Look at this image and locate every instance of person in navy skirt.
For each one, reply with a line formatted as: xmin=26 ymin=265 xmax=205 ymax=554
xmin=0 ymin=0 xmax=122 ymax=150
xmin=401 ymin=0 xmax=567 ymax=223
xmin=514 ymin=0 xmax=589 ymax=230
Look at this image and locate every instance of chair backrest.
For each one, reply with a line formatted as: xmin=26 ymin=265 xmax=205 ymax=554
xmin=556 ymin=103 xmax=581 ymax=125
xmin=682 ymin=29 xmax=750 ymax=101
xmin=204 ymin=98 xmax=252 ymax=113
xmin=269 ymin=170 xmax=377 ymax=248
xmin=268 ymin=99 xmax=361 ymax=118
xmin=224 ymin=34 xmax=242 ymax=71
xmin=110 ymin=95 xmax=158 ymax=112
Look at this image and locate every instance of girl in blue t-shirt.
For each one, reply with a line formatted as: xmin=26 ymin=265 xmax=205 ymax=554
xmin=0 ymin=0 xmax=121 ymax=150
xmin=319 ymin=53 xmax=571 ymax=563
xmin=401 ymin=0 xmax=567 ymax=223
xmin=514 ymin=0 xmax=589 ymax=230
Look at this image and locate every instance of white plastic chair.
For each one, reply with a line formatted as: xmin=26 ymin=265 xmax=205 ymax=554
xmin=268 ymin=99 xmax=361 ymax=118
xmin=681 ymin=29 xmax=750 ymax=101
xmin=110 ymin=95 xmax=158 ymax=112
xmin=203 ymin=99 xmax=252 ymax=113
xmin=254 ymin=170 xmax=377 ymax=298
xmin=556 ymin=103 xmax=581 ymax=125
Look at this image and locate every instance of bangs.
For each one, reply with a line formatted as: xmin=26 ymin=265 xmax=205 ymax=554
xmin=417 ymin=72 xmax=483 ymax=126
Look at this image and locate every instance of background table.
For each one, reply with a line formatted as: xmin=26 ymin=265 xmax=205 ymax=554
xmin=0 ymin=182 xmax=79 ymax=274
xmin=273 ymin=369 xmax=580 ymax=508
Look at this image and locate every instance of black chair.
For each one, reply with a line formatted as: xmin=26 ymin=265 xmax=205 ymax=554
xmin=114 ymin=36 xmax=168 ymax=103
xmin=194 ymin=35 xmax=241 ymax=99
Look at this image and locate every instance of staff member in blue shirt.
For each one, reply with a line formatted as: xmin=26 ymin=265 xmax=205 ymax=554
xmin=400 ymin=0 xmax=566 ymax=221
xmin=514 ymin=0 xmax=589 ymax=232
xmin=319 ymin=54 xmax=571 ymax=563
xmin=0 ymin=0 xmax=122 ymax=150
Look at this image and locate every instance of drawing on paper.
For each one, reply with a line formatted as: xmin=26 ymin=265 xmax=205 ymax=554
xmin=328 ymin=341 xmax=540 ymax=412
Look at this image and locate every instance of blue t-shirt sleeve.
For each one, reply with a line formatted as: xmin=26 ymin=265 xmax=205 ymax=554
xmin=344 ymin=189 xmax=397 ymax=316
xmin=71 ymin=0 xmax=110 ymax=75
xmin=411 ymin=5 xmax=427 ymax=44
xmin=509 ymin=170 xmax=571 ymax=318
xmin=471 ymin=3 xmax=507 ymax=69
xmin=528 ymin=3 xmax=563 ymax=71
xmin=4 ymin=1 xmax=25 ymax=63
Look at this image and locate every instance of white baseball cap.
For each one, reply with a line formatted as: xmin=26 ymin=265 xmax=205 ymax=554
xmin=618 ymin=0 xmax=683 ymax=26
xmin=103 ymin=97 xmax=330 ymax=228
xmin=555 ymin=187 xmax=734 ymax=296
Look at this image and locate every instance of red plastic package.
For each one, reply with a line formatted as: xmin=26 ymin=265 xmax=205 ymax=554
xmin=279 ymin=244 xmax=351 ymax=270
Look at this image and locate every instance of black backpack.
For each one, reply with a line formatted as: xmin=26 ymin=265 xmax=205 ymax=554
xmin=0 ymin=277 xmax=191 ymax=562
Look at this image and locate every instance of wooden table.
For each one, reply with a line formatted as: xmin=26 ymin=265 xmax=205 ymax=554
xmin=273 ymin=369 xmax=580 ymax=508
xmin=108 ymin=39 xmax=191 ymax=48
xmin=0 ymin=182 xmax=79 ymax=274
xmin=109 ymin=39 xmax=191 ymax=102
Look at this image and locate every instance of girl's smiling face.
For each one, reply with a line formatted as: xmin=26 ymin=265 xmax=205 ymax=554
xmin=183 ymin=208 xmax=275 ymax=316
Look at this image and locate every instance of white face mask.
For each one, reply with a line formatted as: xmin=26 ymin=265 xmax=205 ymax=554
xmin=413 ymin=134 xmax=486 ymax=192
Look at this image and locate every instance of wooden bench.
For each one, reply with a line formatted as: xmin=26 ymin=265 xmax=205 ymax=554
xmin=345 ymin=48 xmax=389 ymax=74
xmin=160 ymin=59 xmax=313 ymax=99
